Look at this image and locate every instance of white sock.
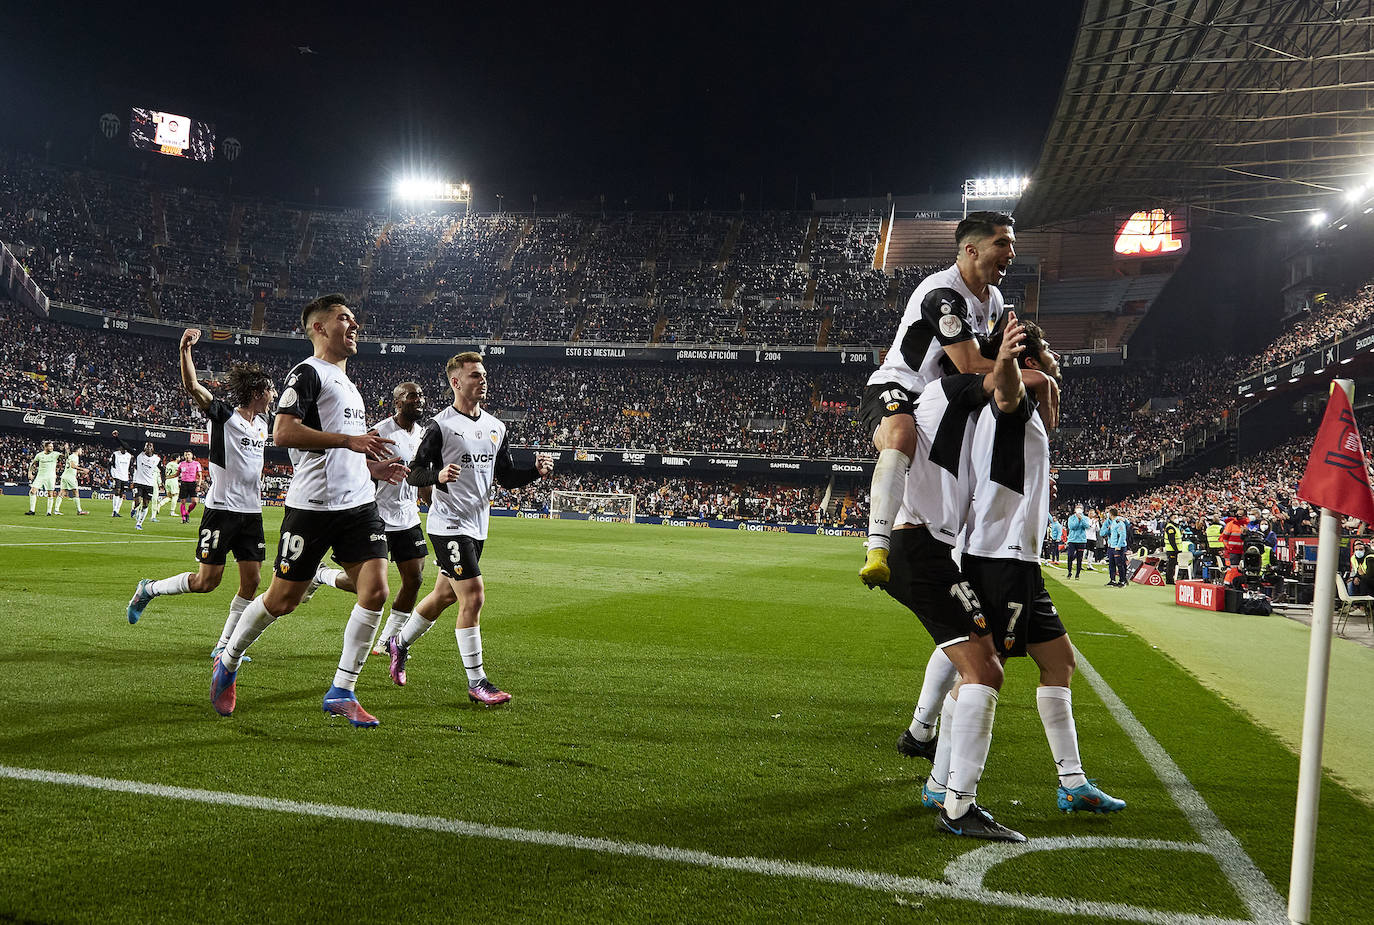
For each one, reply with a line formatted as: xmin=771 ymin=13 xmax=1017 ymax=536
xmin=134 ymin=507 xmax=146 ymax=527
xmin=944 ymin=683 xmax=998 ymax=818
xmin=910 ymin=647 xmax=958 ymax=740
xmin=929 ymin=692 xmax=957 ymax=791
xmin=379 ymin=609 xmax=411 ymax=645
xmin=217 ymin=595 xmax=253 ymax=649
xmin=46 ymin=496 xmax=54 ymax=514
xmin=222 ymin=595 xmax=277 ymax=670
xmin=1037 ymin=685 xmax=1087 ymax=789
xmin=74 ymin=496 xmax=84 ymax=513
xmin=150 ymin=573 xmax=192 ymax=597
xmin=866 ymin=448 xmax=910 ymax=552
xmin=399 ymin=612 xmax=438 ymax=647
xmin=54 ymin=495 xmax=63 ymax=513
xmin=332 ymin=604 xmax=382 ymax=692
xmin=320 ymin=568 xmax=347 ymax=589
xmin=113 ymin=497 xmax=122 ymax=514
xmin=456 ymin=624 xmax=486 ymax=685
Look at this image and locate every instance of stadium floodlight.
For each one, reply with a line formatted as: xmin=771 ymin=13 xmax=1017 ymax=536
xmin=393 ymin=177 xmax=473 ymax=204
xmin=1309 ymin=212 xmax=1327 ymax=227
xmin=962 ymin=176 xmax=1030 ymax=216
xmin=1347 ymin=187 xmax=1365 ymax=203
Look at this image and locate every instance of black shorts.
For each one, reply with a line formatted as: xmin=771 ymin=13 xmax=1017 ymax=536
xmin=179 ymin=480 xmax=199 ymax=501
xmin=113 ymin=479 xmax=130 ymax=496
xmin=431 ymin=533 xmax=484 ymax=581
xmin=961 ymin=553 xmax=1065 ymax=658
xmin=858 ymin=381 xmax=917 ymax=440
xmin=883 ymin=526 xmax=990 ymax=646
xmin=274 ymin=502 xmax=388 ymax=582
xmin=132 ymin=483 xmax=155 ymax=503
xmin=387 ymin=524 xmax=429 ymax=563
xmin=195 ymin=508 xmax=267 ymax=566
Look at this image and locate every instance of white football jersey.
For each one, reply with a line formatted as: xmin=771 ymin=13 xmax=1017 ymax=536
xmin=867 ymin=265 xmax=1003 ymax=395
xmin=894 ymin=373 xmax=990 ymax=543
xmin=277 ymin=356 xmax=373 ymax=511
xmin=133 ymin=452 xmax=161 ymax=487
xmin=204 ymin=399 xmax=268 ymax=514
xmin=372 ymin=415 xmax=424 ymax=531
xmin=111 ymin=450 xmax=132 ymax=481
xmin=962 ymin=394 xmax=1050 ymax=564
xmin=416 ymin=405 xmax=524 ymax=541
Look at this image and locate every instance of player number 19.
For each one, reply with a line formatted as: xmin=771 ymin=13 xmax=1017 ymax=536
xmin=280 ymin=532 xmax=306 ymax=561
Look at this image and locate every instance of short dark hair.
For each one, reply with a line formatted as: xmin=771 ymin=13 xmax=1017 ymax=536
xmin=956 ymin=211 xmax=1014 ymax=247
xmin=301 ymin=293 xmax=348 ymax=334
xmin=226 ymin=363 xmax=273 ymax=407
xmin=446 ymin=352 xmax=484 ymax=378
xmin=1019 ymin=319 xmax=1048 ymax=368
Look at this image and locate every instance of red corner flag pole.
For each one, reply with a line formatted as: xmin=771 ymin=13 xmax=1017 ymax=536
xmin=1288 ymin=379 xmax=1374 ymax=924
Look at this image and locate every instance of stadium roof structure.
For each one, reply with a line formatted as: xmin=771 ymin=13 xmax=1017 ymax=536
xmin=1017 ymin=0 xmax=1374 ymax=230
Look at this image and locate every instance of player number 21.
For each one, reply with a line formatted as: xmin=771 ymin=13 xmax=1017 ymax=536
xmin=199 ymin=529 xmax=221 ymax=551
xmin=280 ymin=532 xmax=306 ymax=561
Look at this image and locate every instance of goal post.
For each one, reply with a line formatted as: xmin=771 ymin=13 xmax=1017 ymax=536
xmin=549 ymin=490 xmax=636 ymax=521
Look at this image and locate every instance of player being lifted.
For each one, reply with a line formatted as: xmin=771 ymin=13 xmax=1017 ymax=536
xmin=126 ymin=330 xmax=277 ymax=649
xmin=879 ymin=312 xmax=1031 ymax=842
xmin=26 ymin=440 xmax=60 ymax=516
xmin=129 ymin=442 xmax=162 ymax=530
xmin=110 ymin=436 xmax=133 ymax=517
xmin=210 ymin=295 xmax=407 ymax=727
xmin=55 ymin=444 xmax=90 ymax=515
xmin=913 ymin=320 xmax=1124 ymax=819
xmin=859 ymin=212 xmax=1057 ymax=589
xmin=307 ymin=382 xmax=431 ymax=654
xmin=384 ymin=352 xmax=553 ymax=705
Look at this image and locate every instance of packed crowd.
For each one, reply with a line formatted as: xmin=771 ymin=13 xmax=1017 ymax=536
xmin=1 ymin=155 xmax=894 ymax=347
xmin=1243 ymin=284 xmax=1374 ymax=374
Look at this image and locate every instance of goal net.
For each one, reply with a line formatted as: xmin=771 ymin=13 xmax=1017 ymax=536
xmin=549 ymin=491 xmax=636 ymax=521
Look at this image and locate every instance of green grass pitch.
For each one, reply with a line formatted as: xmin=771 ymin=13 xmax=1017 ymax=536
xmin=1 ymin=505 xmax=1371 ymax=923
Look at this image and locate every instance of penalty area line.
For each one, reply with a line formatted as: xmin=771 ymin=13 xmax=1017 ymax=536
xmin=0 ymin=764 xmax=1254 ymax=925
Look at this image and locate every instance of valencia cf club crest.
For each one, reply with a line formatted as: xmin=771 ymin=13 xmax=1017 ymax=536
xmin=489 ymin=430 xmax=500 ymax=445
xmin=455 ymin=565 xmax=463 ymax=576
xmin=279 ymin=563 xmax=290 ymax=574
xmin=886 ymin=402 xmax=900 ymax=412
xmin=973 ymin=613 xmax=987 ymax=630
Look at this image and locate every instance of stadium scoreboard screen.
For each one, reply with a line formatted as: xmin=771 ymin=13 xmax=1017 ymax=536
xmin=129 ymin=107 xmax=215 ymax=161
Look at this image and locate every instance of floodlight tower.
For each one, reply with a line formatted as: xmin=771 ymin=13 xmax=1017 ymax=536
xmin=962 ymin=176 xmax=1031 ymax=217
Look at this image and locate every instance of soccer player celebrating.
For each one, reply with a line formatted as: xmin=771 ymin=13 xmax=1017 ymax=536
xmin=55 ymin=444 xmax=90 ymax=515
xmin=384 ymin=352 xmax=553 ymax=705
xmin=879 ymin=313 xmax=1031 ymax=842
xmin=110 ymin=435 xmax=133 ymax=517
xmin=26 ymin=440 xmax=60 ymax=516
xmin=308 ymin=382 xmax=431 ymax=654
xmin=126 ymin=329 xmax=277 ymax=648
xmin=210 ymin=295 xmax=407 ymax=727
xmin=858 ymin=212 xmax=1058 ymax=589
xmin=130 ymin=442 xmax=162 ymax=530
xmin=917 ymin=320 xmax=1125 ymax=822
xmin=178 ymin=451 xmax=203 ymax=523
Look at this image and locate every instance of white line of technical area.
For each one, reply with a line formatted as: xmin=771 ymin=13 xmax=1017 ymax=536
xmin=1074 ymin=649 xmax=1288 ymax=925
xmin=0 ymin=764 xmax=1255 ymax=925
xmin=0 ymin=539 xmax=185 ymax=547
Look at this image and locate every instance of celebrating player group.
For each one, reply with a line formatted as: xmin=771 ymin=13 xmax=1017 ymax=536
xmin=122 ymin=293 xmax=552 ymax=728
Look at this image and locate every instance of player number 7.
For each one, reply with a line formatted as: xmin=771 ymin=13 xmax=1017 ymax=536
xmin=1003 ymin=601 xmax=1024 ymax=649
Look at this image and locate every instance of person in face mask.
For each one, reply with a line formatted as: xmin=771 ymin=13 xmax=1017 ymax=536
xmin=1065 ymin=504 xmax=1090 ymax=579
xmin=1351 ymin=543 xmax=1371 ymax=596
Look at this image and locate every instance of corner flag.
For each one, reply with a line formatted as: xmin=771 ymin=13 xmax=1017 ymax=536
xmin=1296 ymin=384 xmax=1374 ymax=525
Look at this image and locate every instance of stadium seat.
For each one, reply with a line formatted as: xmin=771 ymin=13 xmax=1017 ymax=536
xmin=1334 ymin=576 xmax=1373 ymax=634
xmin=1174 ymin=550 xmax=1194 ymax=582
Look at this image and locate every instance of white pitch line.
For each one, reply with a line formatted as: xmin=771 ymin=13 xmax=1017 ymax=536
xmin=1074 ymin=649 xmax=1288 ymax=925
xmin=0 ymin=764 xmax=1256 ymax=925
xmin=0 ymin=524 xmax=142 ymax=536
xmin=0 ymin=539 xmax=185 ymax=547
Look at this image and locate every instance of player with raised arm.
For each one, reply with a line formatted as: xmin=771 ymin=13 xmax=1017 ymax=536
xmin=26 ymin=441 xmax=60 ymax=516
xmin=129 ymin=442 xmax=162 ymax=530
xmin=859 ymin=212 xmax=1059 ymax=590
xmin=879 ymin=312 xmax=1031 ymax=843
xmin=306 ymin=382 xmax=431 ymax=654
xmin=178 ymin=451 xmax=203 ymax=523
xmin=919 ymin=321 xmax=1125 ymax=817
xmin=54 ymin=444 xmax=90 ymax=515
xmin=384 ymin=352 xmax=553 ymax=705
xmin=110 ymin=436 xmax=133 ymax=517
xmin=209 ymin=295 xmax=407 ymax=727
xmin=125 ymin=330 xmax=277 ymax=644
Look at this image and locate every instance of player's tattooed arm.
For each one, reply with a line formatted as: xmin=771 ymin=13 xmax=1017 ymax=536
xmin=178 ymin=329 xmax=215 ymax=410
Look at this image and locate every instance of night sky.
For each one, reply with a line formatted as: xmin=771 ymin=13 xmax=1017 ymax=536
xmin=3 ymin=2 xmax=1084 ymax=209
